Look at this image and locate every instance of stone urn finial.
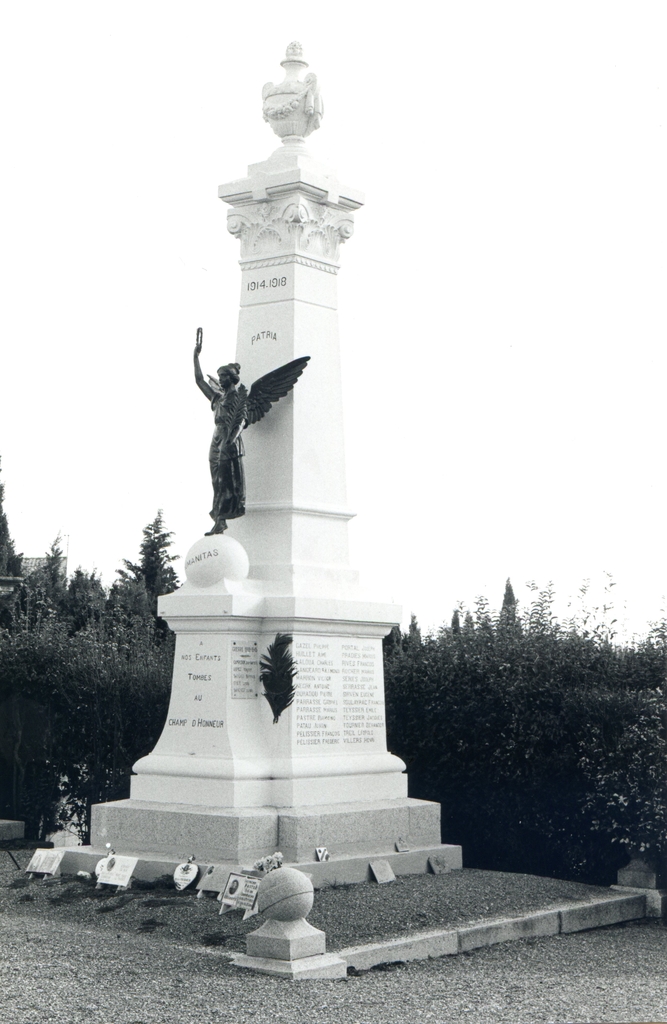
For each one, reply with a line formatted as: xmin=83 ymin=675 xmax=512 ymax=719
xmin=261 ymin=42 xmax=323 ymax=143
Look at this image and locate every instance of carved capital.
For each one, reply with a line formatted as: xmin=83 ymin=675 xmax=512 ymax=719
xmin=226 ymin=197 xmax=354 ymax=263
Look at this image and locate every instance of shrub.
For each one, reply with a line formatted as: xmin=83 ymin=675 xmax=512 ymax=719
xmin=384 ymin=587 xmax=667 ymax=884
xmin=0 ymin=615 xmax=173 ymax=841
xmin=0 ymin=508 xmax=179 ymax=842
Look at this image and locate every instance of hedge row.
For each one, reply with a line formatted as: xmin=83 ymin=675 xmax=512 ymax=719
xmin=384 ymin=591 xmax=667 ymax=885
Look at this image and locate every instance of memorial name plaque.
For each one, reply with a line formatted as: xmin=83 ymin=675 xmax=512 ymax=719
xmin=196 ymin=863 xmax=230 ymax=895
xmin=292 ymin=636 xmax=387 ymax=752
xmin=96 ymin=855 xmax=138 ymax=888
xmin=25 ymin=849 xmax=65 ymax=877
xmin=231 ymin=639 xmax=260 ymax=699
xmin=428 ymin=853 xmax=452 ymax=875
xmin=369 ymin=859 xmax=396 ymax=884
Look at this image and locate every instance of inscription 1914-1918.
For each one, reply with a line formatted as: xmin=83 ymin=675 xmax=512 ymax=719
xmin=247 ymin=276 xmax=287 ymax=291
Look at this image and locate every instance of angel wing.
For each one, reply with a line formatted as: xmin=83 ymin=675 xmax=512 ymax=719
xmin=245 ymin=356 xmax=310 ymax=426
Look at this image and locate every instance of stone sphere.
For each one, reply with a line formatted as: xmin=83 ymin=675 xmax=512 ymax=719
xmin=184 ymin=535 xmax=249 ymax=588
xmin=258 ymin=867 xmax=314 ymax=921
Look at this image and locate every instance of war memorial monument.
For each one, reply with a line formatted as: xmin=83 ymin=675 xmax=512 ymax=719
xmin=68 ymin=43 xmax=462 ymax=883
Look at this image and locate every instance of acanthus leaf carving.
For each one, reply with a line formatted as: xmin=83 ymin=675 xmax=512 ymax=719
xmin=227 ymin=198 xmax=354 ymax=262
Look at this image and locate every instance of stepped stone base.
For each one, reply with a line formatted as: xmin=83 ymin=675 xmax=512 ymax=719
xmin=233 ymin=951 xmax=347 ymax=979
xmin=61 ymin=842 xmax=462 ymax=886
xmin=89 ymin=796 xmax=443 ymax=864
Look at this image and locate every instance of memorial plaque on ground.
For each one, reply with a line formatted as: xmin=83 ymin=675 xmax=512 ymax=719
xmin=25 ymin=849 xmax=65 ymax=877
xmin=219 ymin=871 xmax=261 ymax=918
xmin=197 ymin=864 xmax=232 ymax=895
xmin=428 ymin=853 xmax=452 ymax=874
xmin=369 ymin=859 xmax=396 ymax=884
xmin=96 ymin=854 xmax=138 ymax=888
xmin=174 ymin=859 xmax=199 ymax=890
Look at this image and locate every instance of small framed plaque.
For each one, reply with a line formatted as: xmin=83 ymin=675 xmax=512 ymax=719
xmin=96 ymin=854 xmax=138 ymax=889
xmin=25 ymin=849 xmax=65 ymax=878
xmin=196 ymin=864 xmax=231 ymax=895
xmin=219 ymin=871 xmax=261 ymax=919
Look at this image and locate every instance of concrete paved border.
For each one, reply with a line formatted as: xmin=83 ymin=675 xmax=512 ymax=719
xmin=338 ymin=893 xmax=647 ymax=971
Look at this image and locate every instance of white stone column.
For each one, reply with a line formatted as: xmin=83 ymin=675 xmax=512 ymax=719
xmin=219 ymin=159 xmax=362 ymax=598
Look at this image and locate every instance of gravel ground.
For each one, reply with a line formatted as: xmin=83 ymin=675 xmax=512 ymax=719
xmin=0 ymin=849 xmax=646 ymax=954
xmin=1 ymin=849 xmax=666 ymax=1023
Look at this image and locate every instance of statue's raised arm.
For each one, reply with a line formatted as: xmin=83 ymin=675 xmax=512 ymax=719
xmin=193 ymin=331 xmax=310 ymax=535
xmin=193 ymin=328 xmax=215 ymax=402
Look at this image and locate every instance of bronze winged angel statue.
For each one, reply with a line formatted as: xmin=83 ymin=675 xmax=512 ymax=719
xmin=193 ymin=328 xmax=310 ymax=534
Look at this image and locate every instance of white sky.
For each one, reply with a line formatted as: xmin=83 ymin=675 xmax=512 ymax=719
xmin=0 ymin=2 xmax=665 ymax=637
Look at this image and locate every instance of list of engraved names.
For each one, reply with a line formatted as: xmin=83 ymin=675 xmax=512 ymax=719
xmin=231 ymin=639 xmax=259 ymax=699
xmin=293 ymin=636 xmax=386 ymax=751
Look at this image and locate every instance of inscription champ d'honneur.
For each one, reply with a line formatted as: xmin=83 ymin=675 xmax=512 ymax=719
xmin=166 ymin=637 xmax=225 ymax=730
xmin=167 ymin=717 xmax=224 ymax=728
xmin=293 ymin=638 xmax=386 ymax=749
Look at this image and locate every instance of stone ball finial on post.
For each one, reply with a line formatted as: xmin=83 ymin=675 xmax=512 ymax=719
xmin=234 ymin=867 xmax=347 ymax=978
xmin=262 ymin=42 xmax=324 ymax=143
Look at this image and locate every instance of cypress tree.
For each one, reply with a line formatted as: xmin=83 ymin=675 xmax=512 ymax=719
xmin=501 ymin=578 xmax=517 ymax=613
xmin=114 ymin=510 xmax=180 ymax=620
xmin=0 ymin=459 xmax=22 ymax=577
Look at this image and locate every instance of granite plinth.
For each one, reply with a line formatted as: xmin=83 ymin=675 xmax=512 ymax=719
xmin=90 ymin=796 xmax=443 ymax=864
xmin=0 ymin=819 xmax=25 ymax=841
xmin=617 ymin=855 xmax=664 ymax=889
